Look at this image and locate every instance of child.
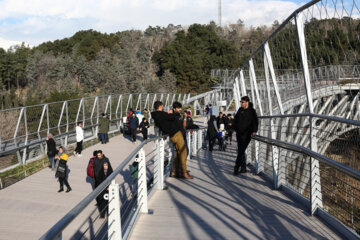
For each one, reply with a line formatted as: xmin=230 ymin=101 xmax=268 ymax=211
xmin=139 ymin=118 xmax=150 ymax=141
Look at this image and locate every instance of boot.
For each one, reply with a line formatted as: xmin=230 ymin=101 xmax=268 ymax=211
xmin=66 ymin=187 xmax=72 ymax=193
xmin=58 ymin=188 xmax=64 ymax=193
xmin=183 ymin=172 xmax=194 ymax=179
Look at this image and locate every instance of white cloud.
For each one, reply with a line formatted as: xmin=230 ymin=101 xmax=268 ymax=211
xmin=0 ymin=37 xmax=26 ymax=50
xmin=0 ymin=0 xmax=302 ymax=48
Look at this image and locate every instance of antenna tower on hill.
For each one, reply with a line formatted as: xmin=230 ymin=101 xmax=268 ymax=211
xmin=218 ymin=0 xmax=222 ymax=27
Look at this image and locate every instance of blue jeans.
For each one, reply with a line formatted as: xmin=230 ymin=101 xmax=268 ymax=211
xmin=98 ymin=133 xmax=108 ymax=143
xmin=49 ymin=156 xmax=55 ymax=170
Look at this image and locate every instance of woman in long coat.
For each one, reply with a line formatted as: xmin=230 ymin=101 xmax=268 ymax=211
xmin=207 ymin=115 xmax=219 ymax=151
xmin=46 ymin=133 xmax=57 ymax=170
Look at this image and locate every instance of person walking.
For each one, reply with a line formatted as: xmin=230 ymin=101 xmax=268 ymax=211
xmin=151 ymin=101 xmax=193 ymax=179
xmin=74 ymin=122 xmax=84 ymax=157
xmin=55 ymin=146 xmax=72 ymax=192
xmin=129 ymin=113 xmax=139 ymax=143
xmin=98 ymin=113 xmax=110 ymax=144
xmin=225 ymin=114 xmax=234 ymax=145
xmin=233 ymin=96 xmax=258 ymax=175
xmin=46 ymin=133 xmax=57 ymax=170
xmin=94 ymin=150 xmax=113 ymax=218
xmin=139 ymin=118 xmax=150 ymax=141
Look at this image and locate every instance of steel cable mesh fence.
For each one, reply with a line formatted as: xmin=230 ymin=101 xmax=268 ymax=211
xmin=282 ymin=151 xmax=311 ymax=198
xmin=318 ymin=162 xmax=360 ymax=234
xmin=313 ymin=117 xmax=360 ymax=171
xmin=258 ymin=116 xmax=311 ymax=147
xmin=302 ymin=0 xmax=360 ymax=117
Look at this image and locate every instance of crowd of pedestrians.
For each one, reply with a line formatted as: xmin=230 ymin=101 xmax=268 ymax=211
xmin=45 ymin=95 xmax=258 ymax=221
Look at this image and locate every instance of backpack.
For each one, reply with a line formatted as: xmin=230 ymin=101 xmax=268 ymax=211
xmin=87 ymin=157 xmax=95 ymax=178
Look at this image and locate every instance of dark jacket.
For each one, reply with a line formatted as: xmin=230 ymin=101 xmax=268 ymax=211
xmin=94 ymin=155 xmax=113 ymax=187
xmin=99 ymin=117 xmax=110 ymax=133
xmin=46 ymin=138 xmax=56 ymax=157
xmin=207 ymin=116 xmax=219 ymax=140
xmin=233 ymin=105 xmax=258 ymax=136
xmin=151 ymin=111 xmax=180 ymax=137
xmin=139 ymin=121 xmax=150 ymax=133
xmin=129 ymin=116 xmax=139 ymax=129
xmin=174 ymin=112 xmax=186 ymax=138
xmin=225 ymin=118 xmax=234 ymax=133
xmin=217 ymin=116 xmax=226 ymax=129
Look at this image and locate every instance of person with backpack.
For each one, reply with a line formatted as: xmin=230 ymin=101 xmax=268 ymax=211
xmin=55 ymin=146 xmax=72 ymax=193
xmin=139 ymin=118 xmax=150 ymax=141
xmin=94 ymin=150 xmax=113 ymax=218
xmin=87 ymin=150 xmax=98 ymax=189
xmin=46 ymin=133 xmax=57 ymax=170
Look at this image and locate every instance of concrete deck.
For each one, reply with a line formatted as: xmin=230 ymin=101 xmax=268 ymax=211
xmin=129 ymin=142 xmax=342 ymax=240
xmin=0 ymin=132 xmax=150 ymax=240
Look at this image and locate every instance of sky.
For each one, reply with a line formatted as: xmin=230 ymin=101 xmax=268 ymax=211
xmin=0 ymin=0 xmax=306 ymax=49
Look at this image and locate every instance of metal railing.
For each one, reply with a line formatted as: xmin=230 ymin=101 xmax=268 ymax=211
xmin=0 ymin=92 xmax=213 ymax=172
xmin=246 ymin=113 xmax=360 ymax=237
xmin=40 ymin=127 xmax=207 ymax=240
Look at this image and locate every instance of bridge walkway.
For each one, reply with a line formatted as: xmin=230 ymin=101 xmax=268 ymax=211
xmin=129 ymin=142 xmax=342 ymax=240
xmin=0 ymin=132 xmax=155 ymax=240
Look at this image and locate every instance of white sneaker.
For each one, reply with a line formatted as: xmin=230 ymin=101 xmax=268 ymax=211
xmin=78 ymin=154 xmax=82 ymax=157
xmin=73 ymin=151 xmax=77 ymax=156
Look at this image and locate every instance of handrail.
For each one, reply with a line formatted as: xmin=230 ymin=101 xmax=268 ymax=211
xmin=246 ymin=0 xmax=321 ymax=64
xmin=253 ymin=135 xmax=360 ymax=181
xmin=39 ymin=135 xmax=168 ymax=240
xmin=0 ymin=117 xmax=123 ymax=156
xmin=257 ymin=113 xmax=360 ymax=127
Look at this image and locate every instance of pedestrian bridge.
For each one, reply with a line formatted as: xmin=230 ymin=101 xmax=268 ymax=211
xmin=0 ymin=0 xmax=360 ymax=239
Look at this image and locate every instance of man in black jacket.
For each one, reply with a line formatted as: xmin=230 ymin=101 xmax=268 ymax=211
xmin=151 ymin=101 xmax=193 ymax=179
xmin=94 ymin=150 xmax=113 ymax=218
xmin=233 ymin=96 xmax=258 ymax=175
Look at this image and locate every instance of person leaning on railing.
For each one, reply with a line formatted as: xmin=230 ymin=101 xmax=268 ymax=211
xmin=46 ymin=133 xmax=57 ymax=171
xmin=151 ymin=101 xmax=194 ymax=179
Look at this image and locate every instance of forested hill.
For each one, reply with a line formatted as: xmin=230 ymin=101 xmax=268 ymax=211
xmin=0 ymin=18 xmax=358 ymax=109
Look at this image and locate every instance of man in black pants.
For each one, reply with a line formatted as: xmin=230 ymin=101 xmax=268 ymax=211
xmin=233 ymin=96 xmax=258 ymax=175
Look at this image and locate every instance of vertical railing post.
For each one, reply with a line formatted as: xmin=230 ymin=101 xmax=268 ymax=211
xmin=264 ymin=43 xmax=280 ymax=189
xmin=187 ymin=131 xmax=191 ymax=157
xmin=22 ymin=108 xmax=29 ymax=164
xmin=108 ymin=179 xmax=121 ymax=240
xmin=154 ymin=139 xmax=165 ymax=190
xmin=296 ymin=13 xmax=322 ymax=214
xmin=198 ymin=129 xmax=203 ymax=151
xmin=192 ymin=130 xmax=197 ymax=156
xmin=138 ymin=148 xmax=148 ymax=213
